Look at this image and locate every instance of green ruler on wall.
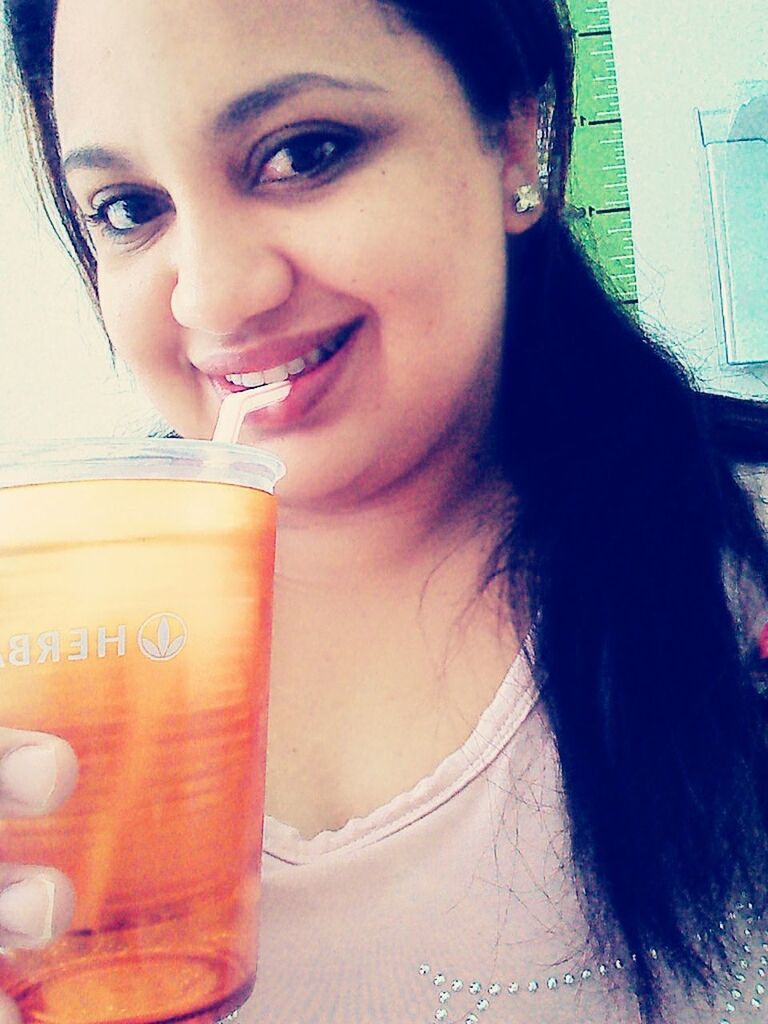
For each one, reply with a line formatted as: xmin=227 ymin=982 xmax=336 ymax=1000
xmin=566 ymin=0 xmax=638 ymax=305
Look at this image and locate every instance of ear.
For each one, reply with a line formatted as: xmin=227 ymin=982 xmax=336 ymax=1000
xmin=498 ymin=97 xmax=547 ymax=234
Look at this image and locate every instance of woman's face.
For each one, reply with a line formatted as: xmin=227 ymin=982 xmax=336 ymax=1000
xmin=53 ymin=0 xmax=540 ymax=508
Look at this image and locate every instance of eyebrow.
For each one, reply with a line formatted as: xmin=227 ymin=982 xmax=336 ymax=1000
xmin=62 ymin=72 xmax=387 ymax=176
xmin=62 ymin=147 xmax=133 ymax=176
xmin=212 ymin=72 xmax=387 ymax=134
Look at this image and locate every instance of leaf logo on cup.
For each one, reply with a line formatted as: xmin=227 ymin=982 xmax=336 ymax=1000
xmin=137 ymin=614 xmax=188 ymax=661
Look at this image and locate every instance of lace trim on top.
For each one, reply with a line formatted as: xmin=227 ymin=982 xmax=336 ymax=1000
xmin=263 ymin=632 xmax=538 ymax=863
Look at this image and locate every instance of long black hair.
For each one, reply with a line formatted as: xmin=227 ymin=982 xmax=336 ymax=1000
xmin=5 ymin=1 xmax=768 ymax=1020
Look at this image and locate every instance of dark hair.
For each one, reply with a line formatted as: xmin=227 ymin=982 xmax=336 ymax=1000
xmin=5 ymin=1 xmax=768 ymax=1020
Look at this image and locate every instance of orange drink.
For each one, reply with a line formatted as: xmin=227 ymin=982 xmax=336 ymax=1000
xmin=0 ymin=440 xmax=284 ymax=1024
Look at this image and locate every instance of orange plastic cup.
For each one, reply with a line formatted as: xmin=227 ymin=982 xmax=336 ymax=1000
xmin=0 ymin=439 xmax=284 ymax=1024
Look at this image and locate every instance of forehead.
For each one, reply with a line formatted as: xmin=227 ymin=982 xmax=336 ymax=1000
xmin=52 ymin=0 xmax=450 ymax=146
xmin=54 ymin=0 xmax=392 ymax=66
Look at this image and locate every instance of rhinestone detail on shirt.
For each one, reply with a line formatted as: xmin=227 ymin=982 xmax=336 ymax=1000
xmin=418 ymin=900 xmax=767 ymax=1023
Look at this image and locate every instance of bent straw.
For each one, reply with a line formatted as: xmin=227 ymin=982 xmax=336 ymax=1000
xmin=212 ymin=381 xmax=292 ymax=443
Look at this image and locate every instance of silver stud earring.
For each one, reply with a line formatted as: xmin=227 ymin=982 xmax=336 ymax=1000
xmin=514 ymin=184 xmax=543 ymax=214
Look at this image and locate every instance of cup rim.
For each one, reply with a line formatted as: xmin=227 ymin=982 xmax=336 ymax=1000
xmin=0 ymin=437 xmax=286 ymax=494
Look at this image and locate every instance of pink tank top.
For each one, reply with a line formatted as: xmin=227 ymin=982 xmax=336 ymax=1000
xmin=237 ymin=637 xmax=766 ymax=1023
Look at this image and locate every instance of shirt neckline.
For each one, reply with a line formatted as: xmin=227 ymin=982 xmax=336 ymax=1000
xmin=263 ymin=631 xmax=538 ymax=864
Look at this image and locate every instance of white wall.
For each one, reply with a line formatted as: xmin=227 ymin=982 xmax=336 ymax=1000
xmin=0 ymin=83 xmax=163 ymax=441
xmin=1 ymin=1 xmax=766 ymax=443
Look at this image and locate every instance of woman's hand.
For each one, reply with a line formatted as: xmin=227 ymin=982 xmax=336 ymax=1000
xmin=0 ymin=730 xmax=78 ymax=1024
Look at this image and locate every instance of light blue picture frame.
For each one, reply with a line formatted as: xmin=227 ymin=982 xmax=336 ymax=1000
xmin=697 ymin=88 xmax=768 ymax=366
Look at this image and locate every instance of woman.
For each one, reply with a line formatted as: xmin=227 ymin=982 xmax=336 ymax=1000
xmin=3 ymin=0 xmax=768 ymax=1021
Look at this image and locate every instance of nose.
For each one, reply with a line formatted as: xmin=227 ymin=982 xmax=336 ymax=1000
xmin=169 ymin=210 xmax=295 ymax=335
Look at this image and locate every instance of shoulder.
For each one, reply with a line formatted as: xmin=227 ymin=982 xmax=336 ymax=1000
xmin=728 ymin=465 xmax=768 ymax=643
xmin=735 ymin=463 xmax=768 ymax=510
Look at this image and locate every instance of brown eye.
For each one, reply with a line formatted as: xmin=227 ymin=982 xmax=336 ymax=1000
xmin=253 ymin=130 xmax=361 ymax=186
xmin=86 ymin=192 xmax=168 ymax=239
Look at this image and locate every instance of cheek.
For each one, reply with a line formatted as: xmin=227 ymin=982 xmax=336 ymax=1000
xmin=302 ymin=169 xmax=508 ymax=369
xmin=313 ymin=154 xmax=505 ymax=288
xmin=296 ymin=182 xmax=507 ymax=458
xmin=97 ymin=263 xmax=178 ymax=373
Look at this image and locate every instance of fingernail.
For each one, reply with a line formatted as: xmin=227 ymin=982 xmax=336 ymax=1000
xmin=0 ymin=877 xmax=56 ymax=941
xmin=0 ymin=745 xmax=58 ymax=810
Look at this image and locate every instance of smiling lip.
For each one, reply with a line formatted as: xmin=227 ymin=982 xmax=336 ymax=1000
xmin=194 ymin=319 xmax=364 ymax=380
xmin=209 ymin=316 xmax=363 ymax=431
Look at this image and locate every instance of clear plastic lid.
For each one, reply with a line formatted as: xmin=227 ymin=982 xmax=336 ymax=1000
xmin=0 ymin=438 xmax=286 ymax=494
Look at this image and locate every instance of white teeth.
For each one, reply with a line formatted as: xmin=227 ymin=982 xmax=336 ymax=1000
xmin=222 ymin=325 xmax=354 ymax=388
xmin=263 ymin=365 xmax=289 ymax=384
